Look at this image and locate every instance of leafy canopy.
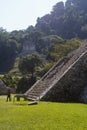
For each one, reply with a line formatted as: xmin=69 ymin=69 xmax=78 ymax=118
xmin=18 ymin=54 xmax=42 ymax=77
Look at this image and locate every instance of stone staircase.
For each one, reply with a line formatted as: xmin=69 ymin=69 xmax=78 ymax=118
xmin=24 ymin=41 xmax=87 ymax=101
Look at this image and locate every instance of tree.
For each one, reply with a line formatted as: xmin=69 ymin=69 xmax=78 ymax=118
xmin=16 ymin=76 xmax=36 ymax=93
xmin=51 ymin=2 xmax=64 ymax=17
xmin=1 ymin=74 xmax=19 ymax=88
xmin=18 ymin=54 xmax=42 ymax=77
xmin=47 ymin=38 xmax=82 ymax=62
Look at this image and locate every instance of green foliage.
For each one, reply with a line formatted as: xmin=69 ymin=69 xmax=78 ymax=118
xmin=16 ymin=76 xmax=36 ymax=93
xmin=9 ymin=57 xmax=20 ymax=75
xmin=36 ymin=62 xmax=54 ymax=77
xmin=36 ymin=19 xmax=51 ymax=35
xmin=0 ymin=28 xmax=21 ymax=73
xmin=47 ymin=38 xmax=82 ymax=62
xmin=0 ymin=74 xmax=19 ymax=88
xmin=18 ymin=53 xmax=42 ymax=77
xmin=51 ymin=2 xmax=64 ymax=17
xmin=0 ymin=96 xmax=87 ymax=130
xmin=35 ymin=35 xmax=64 ymax=54
xmin=36 ymin=0 xmax=87 ymax=39
xmin=0 ymin=0 xmax=87 ymax=78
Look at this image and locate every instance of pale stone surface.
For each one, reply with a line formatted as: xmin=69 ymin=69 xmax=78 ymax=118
xmin=0 ymin=80 xmax=7 ymax=95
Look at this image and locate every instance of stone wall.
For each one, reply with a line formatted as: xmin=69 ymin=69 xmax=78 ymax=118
xmin=0 ymin=80 xmax=7 ymax=95
xmin=42 ymin=52 xmax=87 ymax=103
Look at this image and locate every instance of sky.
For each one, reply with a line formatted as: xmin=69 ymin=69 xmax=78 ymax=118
xmin=0 ymin=0 xmax=66 ymax=32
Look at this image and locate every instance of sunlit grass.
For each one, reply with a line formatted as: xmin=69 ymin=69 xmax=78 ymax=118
xmin=0 ymin=96 xmax=87 ymax=130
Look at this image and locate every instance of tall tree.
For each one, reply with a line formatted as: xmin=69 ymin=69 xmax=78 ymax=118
xmin=18 ymin=54 xmax=42 ymax=77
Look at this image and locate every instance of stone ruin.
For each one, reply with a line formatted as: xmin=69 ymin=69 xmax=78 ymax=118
xmin=22 ymin=40 xmax=87 ymax=104
xmin=0 ymin=79 xmax=7 ymax=95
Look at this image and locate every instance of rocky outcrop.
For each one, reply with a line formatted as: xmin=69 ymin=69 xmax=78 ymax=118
xmin=22 ymin=41 xmax=35 ymax=52
xmin=0 ymin=80 xmax=7 ymax=95
xmin=19 ymin=38 xmax=36 ymax=57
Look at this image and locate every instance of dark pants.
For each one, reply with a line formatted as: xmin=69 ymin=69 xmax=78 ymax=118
xmin=7 ymin=95 xmax=11 ymax=101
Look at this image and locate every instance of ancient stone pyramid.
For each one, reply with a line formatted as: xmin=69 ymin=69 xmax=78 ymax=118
xmin=24 ymin=40 xmax=87 ymax=103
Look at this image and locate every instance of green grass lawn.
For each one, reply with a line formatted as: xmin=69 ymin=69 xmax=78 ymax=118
xmin=0 ymin=96 xmax=87 ymax=130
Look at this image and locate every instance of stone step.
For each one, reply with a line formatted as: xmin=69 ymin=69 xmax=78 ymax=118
xmin=25 ymin=43 xmax=87 ymax=100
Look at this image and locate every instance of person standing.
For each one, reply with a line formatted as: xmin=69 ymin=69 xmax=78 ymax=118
xmin=6 ymin=87 xmax=11 ymax=101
